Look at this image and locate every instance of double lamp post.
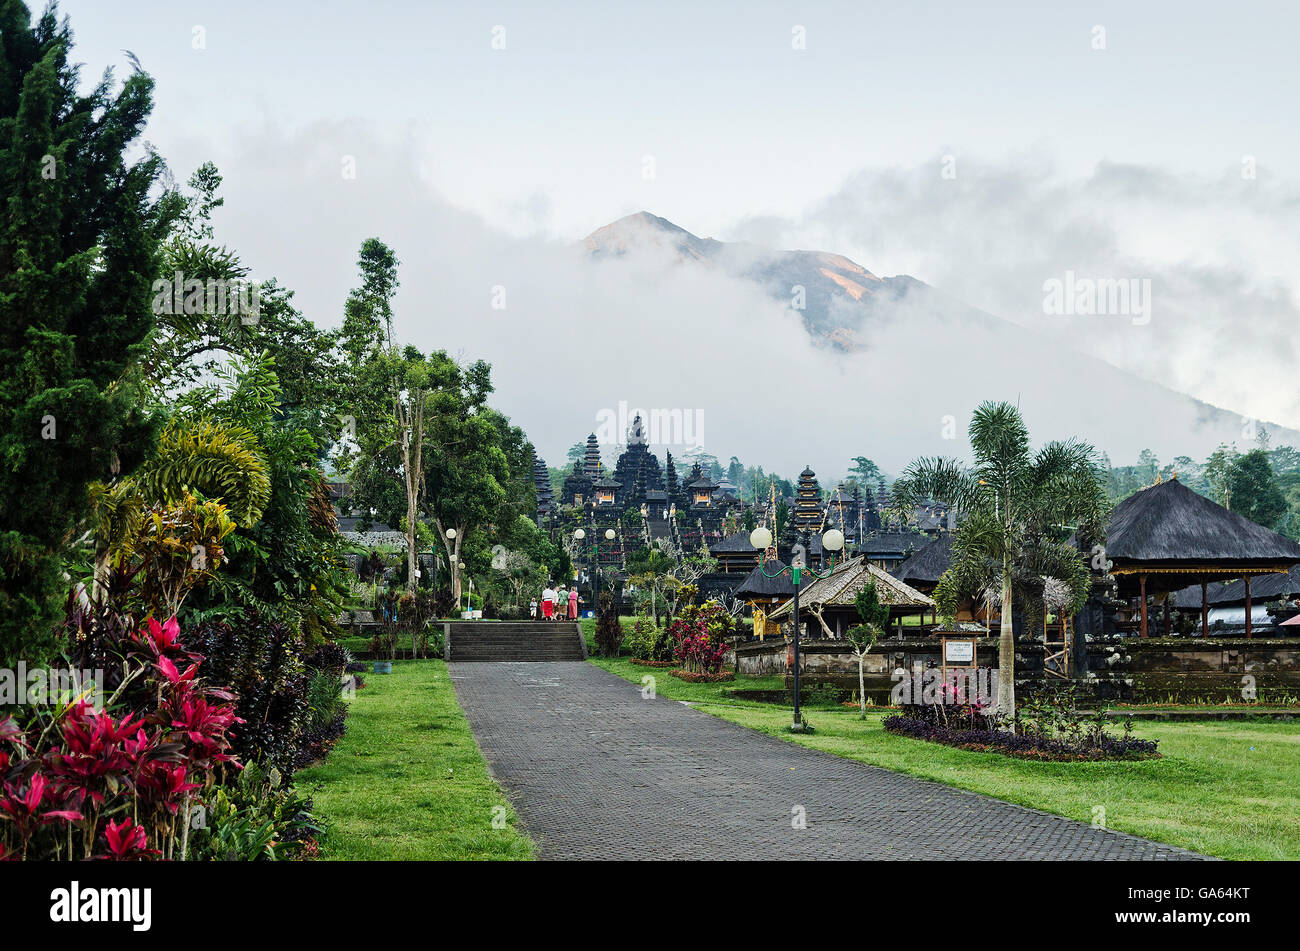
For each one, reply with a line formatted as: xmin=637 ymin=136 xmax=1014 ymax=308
xmin=573 ymin=527 xmax=617 ymax=613
xmin=748 ymin=525 xmax=844 ymax=731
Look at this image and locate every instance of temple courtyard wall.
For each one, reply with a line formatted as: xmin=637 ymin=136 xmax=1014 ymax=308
xmin=731 ymin=636 xmax=1300 ymax=704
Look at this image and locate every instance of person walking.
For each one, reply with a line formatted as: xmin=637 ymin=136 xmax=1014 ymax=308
xmin=541 ymin=584 xmax=555 ymax=620
xmin=529 ymin=597 xmax=538 ymax=619
xmin=568 ymin=585 xmax=579 ymax=620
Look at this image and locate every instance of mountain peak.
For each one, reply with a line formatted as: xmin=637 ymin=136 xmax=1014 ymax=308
xmin=582 ymin=212 xmax=898 ymax=350
xmin=584 ymin=211 xmax=720 ymax=262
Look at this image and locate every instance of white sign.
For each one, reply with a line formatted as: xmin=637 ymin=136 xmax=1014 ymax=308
xmin=945 ymin=640 xmax=974 ymax=664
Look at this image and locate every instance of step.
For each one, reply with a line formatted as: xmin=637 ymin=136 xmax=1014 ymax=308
xmin=452 ymin=649 xmax=585 ymax=657
xmin=454 ymin=653 xmax=584 ymax=658
xmin=445 ymin=620 xmax=586 ymax=663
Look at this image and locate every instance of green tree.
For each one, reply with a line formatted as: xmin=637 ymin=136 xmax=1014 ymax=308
xmin=1136 ymin=448 xmax=1159 ymax=486
xmin=1203 ymin=443 xmax=1240 ymax=509
xmin=0 ymin=5 xmax=177 ymax=659
xmin=1226 ymin=449 xmax=1286 ymax=529
xmin=727 ymin=456 xmax=744 ymax=486
xmin=244 ymin=279 xmax=342 ymax=450
xmin=891 ymin=401 xmax=1109 ymax=722
xmin=846 ymin=582 xmax=889 ymax=718
xmin=420 ymin=355 xmax=523 ymax=602
xmin=168 ymin=352 xmax=347 ymax=639
xmin=145 ymin=162 xmax=258 ymax=393
xmin=849 ymin=456 xmax=881 ymax=486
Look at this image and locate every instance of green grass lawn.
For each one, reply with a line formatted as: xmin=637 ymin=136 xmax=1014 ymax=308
xmin=579 ymin=614 xmax=637 ymax=654
xmin=295 ymin=660 xmax=534 ymax=860
xmin=591 ymin=656 xmax=1300 ymax=860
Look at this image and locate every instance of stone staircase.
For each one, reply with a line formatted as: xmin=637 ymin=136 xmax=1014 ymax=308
xmin=646 ymin=516 xmax=674 ymax=543
xmin=445 ymin=621 xmax=587 ymax=662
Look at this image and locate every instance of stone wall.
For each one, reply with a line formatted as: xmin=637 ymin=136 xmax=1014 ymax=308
xmin=733 ymin=634 xmax=1300 ymax=703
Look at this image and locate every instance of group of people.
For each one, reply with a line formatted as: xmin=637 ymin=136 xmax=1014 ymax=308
xmin=531 ymin=583 xmax=580 ymax=620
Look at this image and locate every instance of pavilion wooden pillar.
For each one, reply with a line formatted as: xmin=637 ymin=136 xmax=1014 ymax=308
xmin=1201 ymin=582 xmax=1209 ymax=637
xmin=1163 ymin=595 xmax=1171 ymax=637
xmin=1245 ymin=577 xmax=1253 ymax=639
xmin=1139 ymin=574 xmax=1148 ymax=638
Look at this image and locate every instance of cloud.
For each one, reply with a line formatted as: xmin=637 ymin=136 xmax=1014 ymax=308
xmin=727 ymin=155 xmax=1300 ymax=436
xmin=190 ymin=126 xmax=1298 ymax=480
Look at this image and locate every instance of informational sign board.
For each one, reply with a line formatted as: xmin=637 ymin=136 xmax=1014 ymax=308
xmin=944 ymin=639 xmax=975 ymax=664
xmin=940 ymin=636 xmax=979 ymax=702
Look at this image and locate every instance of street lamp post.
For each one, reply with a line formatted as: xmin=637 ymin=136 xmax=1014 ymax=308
xmin=749 ymin=525 xmax=845 ymax=731
xmin=574 ymin=527 xmax=617 ymax=614
xmin=445 ymin=528 xmax=458 ymax=606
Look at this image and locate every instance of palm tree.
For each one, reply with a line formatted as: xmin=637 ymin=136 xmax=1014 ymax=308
xmin=89 ymin=417 xmax=270 ymax=594
xmin=891 ymin=401 xmax=1109 ymax=721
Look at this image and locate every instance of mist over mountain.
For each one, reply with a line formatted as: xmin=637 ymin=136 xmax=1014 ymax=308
xmin=574 ymin=211 xmax=1300 ymax=469
xmin=183 ymin=119 xmax=1298 ymax=479
xmin=584 ymin=211 xmax=1002 ymax=352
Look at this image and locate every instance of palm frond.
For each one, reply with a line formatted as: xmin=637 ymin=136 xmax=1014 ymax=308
xmin=892 ymin=456 xmax=980 ymax=512
xmin=969 ymin=400 xmax=1029 ymax=478
xmin=135 ymin=419 xmax=271 ymax=527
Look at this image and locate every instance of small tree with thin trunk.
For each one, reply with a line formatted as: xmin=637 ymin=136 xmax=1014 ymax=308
xmin=847 ymin=582 xmax=889 ymax=717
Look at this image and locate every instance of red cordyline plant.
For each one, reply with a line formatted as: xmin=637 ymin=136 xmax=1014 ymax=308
xmin=0 ymin=614 xmax=243 ymax=861
xmin=668 ymin=613 xmax=731 ymax=674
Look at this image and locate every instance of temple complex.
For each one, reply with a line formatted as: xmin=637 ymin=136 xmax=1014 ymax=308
xmin=560 ymin=460 xmax=593 ymax=508
xmin=610 ymin=415 xmax=665 ymax=509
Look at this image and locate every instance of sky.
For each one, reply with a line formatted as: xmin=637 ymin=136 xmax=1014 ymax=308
xmin=50 ymin=0 xmax=1300 ymax=477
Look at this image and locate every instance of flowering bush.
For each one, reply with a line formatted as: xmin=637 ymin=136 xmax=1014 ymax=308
xmin=668 ymin=669 xmax=735 ymax=683
xmin=0 ymin=615 xmax=242 ymax=860
xmin=668 ymin=599 xmax=734 ymax=674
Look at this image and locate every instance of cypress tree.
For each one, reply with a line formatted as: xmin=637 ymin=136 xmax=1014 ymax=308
xmin=0 ymin=2 xmax=173 ymax=660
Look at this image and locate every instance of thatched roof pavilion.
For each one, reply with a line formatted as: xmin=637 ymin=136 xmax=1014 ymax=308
xmin=734 ymin=558 xmax=811 ymax=601
xmin=856 ymin=530 xmax=928 ymax=572
xmin=709 ymin=530 xmax=762 ymax=574
xmin=1174 ymin=565 xmax=1300 ymax=609
xmin=1104 ymin=478 xmax=1300 ymax=637
xmin=893 ymin=533 xmax=953 ymax=595
xmin=734 ymin=557 xmax=813 ymax=640
xmin=768 ymin=556 xmax=935 ymax=638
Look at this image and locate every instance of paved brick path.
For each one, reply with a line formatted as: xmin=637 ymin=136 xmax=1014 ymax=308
xmin=450 ymin=662 xmax=1208 ymax=861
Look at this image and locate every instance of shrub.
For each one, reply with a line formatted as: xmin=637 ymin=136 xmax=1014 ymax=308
xmin=882 ymin=714 xmax=1159 ymax=761
xmin=1 ymin=614 xmax=242 ymax=861
xmin=188 ymin=611 xmax=310 ymax=774
xmin=189 ymin=761 xmax=320 ymax=861
xmin=626 ymin=615 xmax=672 ymax=661
xmin=668 ymin=599 xmax=734 ymax=674
xmin=886 ymin=683 xmax=1160 ymax=760
xmin=305 ymin=669 xmax=347 ymax=733
xmin=669 ymin=669 xmax=735 ymax=683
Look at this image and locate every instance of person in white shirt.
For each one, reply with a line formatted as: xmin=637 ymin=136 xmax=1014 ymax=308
xmin=541 ymin=585 xmax=556 ymax=619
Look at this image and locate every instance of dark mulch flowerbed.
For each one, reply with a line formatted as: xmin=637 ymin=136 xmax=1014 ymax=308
xmin=292 ymin=712 xmax=348 ymax=772
xmin=629 ymin=658 xmax=676 ymax=668
xmin=882 ymin=715 xmax=1161 ymax=762
xmin=669 ymin=669 xmax=735 ymax=683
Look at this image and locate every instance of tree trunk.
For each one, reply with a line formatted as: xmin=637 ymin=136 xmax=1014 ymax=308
xmin=405 ymin=498 xmax=418 ymax=595
xmin=857 ymin=653 xmax=866 ymax=718
xmin=998 ymin=564 xmax=1016 ymax=726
